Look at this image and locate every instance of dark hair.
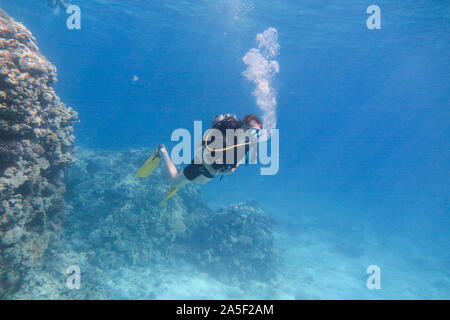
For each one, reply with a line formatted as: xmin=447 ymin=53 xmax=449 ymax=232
xmin=242 ymin=114 xmax=262 ymax=127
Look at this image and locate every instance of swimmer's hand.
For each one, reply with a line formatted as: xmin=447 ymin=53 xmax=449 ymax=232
xmin=217 ymin=166 xmax=236 ymax=175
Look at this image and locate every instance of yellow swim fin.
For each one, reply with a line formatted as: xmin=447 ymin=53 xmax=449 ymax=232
xmin=135 ymin=148 xmax=161 ymax=178
xmin=160 ymin=186 xmax=179 ymax=204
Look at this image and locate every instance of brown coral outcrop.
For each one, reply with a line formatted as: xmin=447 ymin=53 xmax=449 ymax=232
xmin=0 ymin=9 xmax=78 ymax=297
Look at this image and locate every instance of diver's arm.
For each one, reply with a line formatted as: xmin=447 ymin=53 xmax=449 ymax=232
xmin=228 ymin=153 xmax=248 ymax=174
xmin=217 ymin=161 xmax=241 ymax=176
xmin=219 ymin=166 xmax=237 ymax=175
xmin=229 ymin=142 xmax=258 ymax=174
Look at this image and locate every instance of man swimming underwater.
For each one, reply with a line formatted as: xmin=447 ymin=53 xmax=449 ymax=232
xmin=135 ymin=114 xmax=263 ymax=203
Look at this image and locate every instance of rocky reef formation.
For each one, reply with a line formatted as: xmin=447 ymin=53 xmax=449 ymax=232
xmin=190 ymin=202 xmax=277 ymax=283
xmin=60 ymin=148 xmax=278 ymax=291
xmin=0 ymin=9 xmax=78 ymax=297
xmin=0 ymin=9 xmax=276 ymax=299
xmin=63 ymin=148 xmax=211 ymax=268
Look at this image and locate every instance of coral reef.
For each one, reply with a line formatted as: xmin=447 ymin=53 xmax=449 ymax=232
xmin=0 ymin=10 xmax=276 ymax=298
xmin=60 ymin=148 xmax=278 ymax=288
xmin=63 ymin=148 xmax=211 ymax=269
xmin=188 ymin=202 xmax=278 ymax=283
xmin=0 ymin=9 xmax=78 ymax=297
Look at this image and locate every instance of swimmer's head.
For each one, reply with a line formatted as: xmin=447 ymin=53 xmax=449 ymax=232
xmin=242 ymin=114 xmax=262 ymax=130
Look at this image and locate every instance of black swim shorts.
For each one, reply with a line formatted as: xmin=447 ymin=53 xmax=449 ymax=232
xmin=183 ymin=163 xmax=215 ymax=181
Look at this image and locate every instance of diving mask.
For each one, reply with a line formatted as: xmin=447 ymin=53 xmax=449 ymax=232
xmin=249 ymin=127 xmax=262 ymax=138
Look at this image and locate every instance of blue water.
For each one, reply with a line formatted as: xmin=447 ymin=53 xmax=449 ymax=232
xmin=2 ymin=0 xmax=449 ymax=299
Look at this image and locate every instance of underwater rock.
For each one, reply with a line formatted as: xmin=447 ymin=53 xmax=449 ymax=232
xmin=7 ymin=147 xmax=278 ymax=298
xmin=64 ymin=148 xmax=278 ymax=285
xmin=1 ymin=226 xmax=24 ymax=245
xmin=63 ymin=148 xmax=212 ymax=269
xmin=184 ymin=202 xmax=278 ymax=283
xmin=0 ymin=9 xmax=78 ymax=298
xmin=294 ymin=290 xmax=321 ymax=300
xmin=9 ymin=238 xmax=107 ymax=299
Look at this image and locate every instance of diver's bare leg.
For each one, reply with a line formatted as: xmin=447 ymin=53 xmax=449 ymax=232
xmin=158 ymin=144 xmax=189 ymax=187
xmin=158 ymin=144 xmax=178 ymax=178
xmin=172 ymin=171 xmax=189 ymax=188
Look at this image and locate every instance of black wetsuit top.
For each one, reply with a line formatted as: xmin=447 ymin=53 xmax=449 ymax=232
xmin=183 ymin=119 xmax=250 ymax=181
xmin=208 ymin=119 xmax=250 ymax=171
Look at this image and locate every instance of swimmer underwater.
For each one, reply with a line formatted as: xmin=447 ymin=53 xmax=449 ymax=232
xmin=135 ymin=114 xmax=265 ymax=203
